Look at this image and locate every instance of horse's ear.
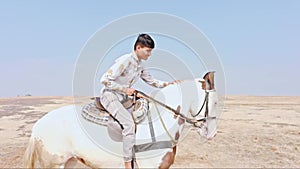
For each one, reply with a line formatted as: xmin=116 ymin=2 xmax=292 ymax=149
xmin=203 ymin=71 xmax=215 ymax=90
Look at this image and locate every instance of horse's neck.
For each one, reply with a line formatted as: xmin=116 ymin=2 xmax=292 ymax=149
xmin=156 ymin=80 xmax=204 ymax=115
xmin=136 ymin=80 xmax=204 ymax=143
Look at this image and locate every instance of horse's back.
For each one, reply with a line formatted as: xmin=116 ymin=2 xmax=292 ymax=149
xmin=33 ymin=105 xmax=77 ymax=136
xmin=31 ymin=105 xmax=79 ymax=154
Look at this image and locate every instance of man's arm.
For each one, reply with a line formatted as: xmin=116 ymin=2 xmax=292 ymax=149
xmin=140 ymin=68 xmax=170 ymax=88
xmin=100 ymin=58 xmax=129 ymax=93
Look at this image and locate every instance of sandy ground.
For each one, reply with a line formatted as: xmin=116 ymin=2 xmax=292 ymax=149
xmin=0 ymin=95 xmax=299 ymax=168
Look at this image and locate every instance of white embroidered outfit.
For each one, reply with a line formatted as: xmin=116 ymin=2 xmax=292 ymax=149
xmin=100 ymin=52 xmax=169 ymax=162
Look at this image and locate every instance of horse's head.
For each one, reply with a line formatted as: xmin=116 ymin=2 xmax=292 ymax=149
xmin=191 ymin=71 xmax=218 ymax=139
xmin=196 ymin=71 xmax=215 ymax=90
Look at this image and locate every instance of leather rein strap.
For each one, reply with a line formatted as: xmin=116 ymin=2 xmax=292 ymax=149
xmin=135 ymin=90 xmax=207 ymax=126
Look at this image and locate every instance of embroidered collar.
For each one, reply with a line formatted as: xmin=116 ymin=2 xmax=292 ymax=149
xmin=131 ymin=51 xmax=140 ymax=63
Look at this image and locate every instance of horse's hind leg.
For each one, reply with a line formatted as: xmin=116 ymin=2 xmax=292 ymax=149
xmin=37 ymin=154 xmax=68 ymax=168
xmin=64 ymin=157 xmax=84 ymax=168
xmin=34 ymin=140 xmax=70 ymax=168
xmin=64 ymin=157 xmax=78 ymax=168
xmin=64 ymin=156 xmax=89 ymax=168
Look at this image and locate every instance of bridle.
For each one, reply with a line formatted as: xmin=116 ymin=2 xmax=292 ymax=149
xmin=191 ymin=91 xmax=209 ymax=118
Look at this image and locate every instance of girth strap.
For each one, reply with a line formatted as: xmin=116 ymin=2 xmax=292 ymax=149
xmin=134 ymin=141 xmax=173 ymax=153
xmin=147 ymin=109 xmax=156 ymax=142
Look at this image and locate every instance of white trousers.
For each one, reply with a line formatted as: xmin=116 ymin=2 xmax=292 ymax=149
xmin=100 ymin=91 xmax=135 ymax=162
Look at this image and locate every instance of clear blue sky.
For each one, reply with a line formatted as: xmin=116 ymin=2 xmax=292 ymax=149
xmin=0 ymin=0 xmax=299 ymax=96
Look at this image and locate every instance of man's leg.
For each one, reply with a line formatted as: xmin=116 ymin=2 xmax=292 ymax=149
xmin=101 ymin=92 xmax=136 ymax=167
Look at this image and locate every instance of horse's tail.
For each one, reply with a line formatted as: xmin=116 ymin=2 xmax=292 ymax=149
xmin=23 ymin=136 xmax=36 ymax=168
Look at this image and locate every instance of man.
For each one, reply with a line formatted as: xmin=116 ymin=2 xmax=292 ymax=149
xmin=100 ymin=33 xmax=179 ymax=168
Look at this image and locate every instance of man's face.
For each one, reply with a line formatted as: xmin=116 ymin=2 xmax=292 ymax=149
xmin=136 ymin=45 xmax=152 ymax=61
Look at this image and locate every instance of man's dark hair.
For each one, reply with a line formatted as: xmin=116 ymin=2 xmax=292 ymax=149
xmin=134 ymin=33 xmax=155 ymax=50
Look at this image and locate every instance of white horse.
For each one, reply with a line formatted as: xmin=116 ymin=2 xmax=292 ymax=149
xmin=24 ymin=72 xmax=218 ymax=168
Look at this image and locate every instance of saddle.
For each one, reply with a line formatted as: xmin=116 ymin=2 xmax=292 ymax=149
xmin=81 ymin=97 xmax=149 ymax=127
xmin=94 ymin=97 xmax=135 ymax=111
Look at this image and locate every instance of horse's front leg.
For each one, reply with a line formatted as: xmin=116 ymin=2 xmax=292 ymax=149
xmin=158 ymin=146 xmax=177 ymax=169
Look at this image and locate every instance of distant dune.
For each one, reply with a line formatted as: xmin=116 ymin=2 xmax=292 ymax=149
xmin=0 ymin=96 xmax=299 ymax=168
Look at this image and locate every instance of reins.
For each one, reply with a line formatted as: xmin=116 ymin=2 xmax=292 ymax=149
xmin=135 ymin=90 xmax=207 ymax=127
xmin=153 ymin=102 xmax=178 ymax=144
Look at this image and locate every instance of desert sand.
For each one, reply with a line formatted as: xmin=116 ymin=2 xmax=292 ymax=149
xmin=0 ymin=95 xmax=299 ymax=168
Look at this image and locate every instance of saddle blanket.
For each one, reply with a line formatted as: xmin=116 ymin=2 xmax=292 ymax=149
xmin=81 ymin=98 xmax=149 ymax=126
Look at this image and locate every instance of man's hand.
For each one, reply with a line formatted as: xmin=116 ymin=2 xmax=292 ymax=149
xmin=123 ymin=88 xmax=146 ymax=98
xmin=168 ymin=80 xmax=183 ymax=85
xmin=123 ymin=88 xmax=136 ymax=96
